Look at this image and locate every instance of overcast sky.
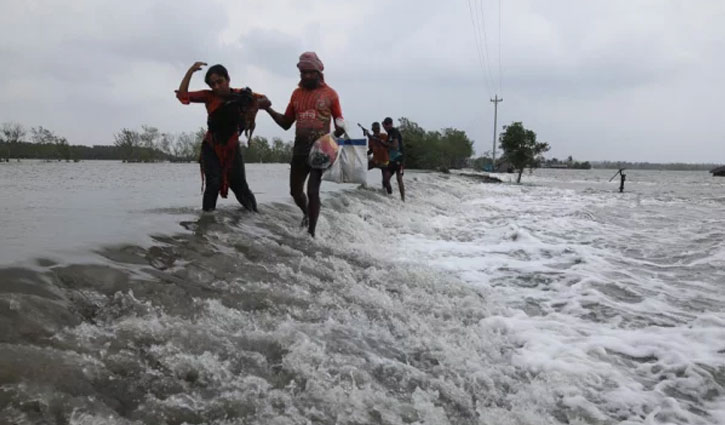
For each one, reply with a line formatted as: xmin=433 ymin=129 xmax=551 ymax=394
xmin=1 ymin=0 xmax=723 ymax=162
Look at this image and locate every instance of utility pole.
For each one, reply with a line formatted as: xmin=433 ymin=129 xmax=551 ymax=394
xmin=490 ymin=95 xmax=503 ymax=171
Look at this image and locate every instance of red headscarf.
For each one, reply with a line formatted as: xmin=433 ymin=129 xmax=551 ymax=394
xmin=297 ymin=52 xmax=324 ymax=73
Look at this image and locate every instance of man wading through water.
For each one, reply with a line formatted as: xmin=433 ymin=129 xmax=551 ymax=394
xmin=362 ymin=122 xmax=394 ymax=194
xmin=382 ymin=117 xmax=405 ymax=201
xmin=176 ymin=62 xmax=270 ymax=212
xmin=262 ymin=52 xmax=345 ymax=237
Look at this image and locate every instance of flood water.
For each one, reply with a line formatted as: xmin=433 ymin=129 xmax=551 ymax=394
xmin=1 ymin=161 xmax=724 ymax=424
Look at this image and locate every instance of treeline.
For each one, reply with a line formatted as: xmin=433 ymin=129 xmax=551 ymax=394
xmin=1 ymin=123 xmax=75 ymax=161
xmin=590 ymin=161 xmax=722 ymax=171
xmin=112 ymin=125 xmax=203 ymax=162
xmin=113 ymin=126 xmax=294 ymax=163
xmin=0 ymin=121 xmax=293 ymax=163
xmin=243 ymin=137 xmax=293 ymax=163
xmin=4 ymin=119 xmax=480 ymax=170
xmin=0 ymin=122 xmax=185 ymax=162
xmin=542 ymin=156 xmax=591 ymax=169
xmin=397 ymin=117 xmax=475 ymax=170
xmin=1 ymin=141 xmax=124 ymax=161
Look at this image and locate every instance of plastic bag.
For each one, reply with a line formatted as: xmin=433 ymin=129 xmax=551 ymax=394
xmin=323 ymin=138 xmax=368 ymax=184
xmin=308 ymin=133 xmax=339 ymax=169
xmin=324 ymin=148 xmax=344 ymax=183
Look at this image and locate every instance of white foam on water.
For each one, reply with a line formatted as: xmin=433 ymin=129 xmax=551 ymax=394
xmin=356 ymin=172 xmax=725 ymax=424
xmin=4 ymin=168 xmax=724 ymax=424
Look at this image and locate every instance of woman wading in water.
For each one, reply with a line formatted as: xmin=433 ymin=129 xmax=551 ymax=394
xmin=176 ymin=61 xmax=270 ymax=212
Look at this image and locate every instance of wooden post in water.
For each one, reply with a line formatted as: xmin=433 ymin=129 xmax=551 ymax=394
xmin=490 ymin=95 xmax=503 ymax=171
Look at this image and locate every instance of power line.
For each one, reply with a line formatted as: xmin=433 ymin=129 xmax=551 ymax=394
xmin=465 ymin=0 xmax=504 ymax=164
xmin=498 ymin=0 xmax=503 ymax=94
xmin=466 ymin=0 xmax=493 ymax=96
xmin=475 ymin=0 xmax=497 ymax=92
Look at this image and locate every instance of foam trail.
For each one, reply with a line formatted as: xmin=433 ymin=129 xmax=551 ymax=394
xmin=1 ymin=168 xmax=723 ymax=424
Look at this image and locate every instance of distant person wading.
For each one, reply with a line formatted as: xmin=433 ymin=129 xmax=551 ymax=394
xmin=362 ymin=121 xmax=395 ymax=194
xmin=176 ymin=62 xmax=270 ymax=212
xmin=382 ymin=117 xmax=405 ymax=201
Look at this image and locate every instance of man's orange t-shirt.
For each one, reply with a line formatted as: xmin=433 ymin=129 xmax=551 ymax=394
xmin=283 ymin=83 xmax=343 ymax=156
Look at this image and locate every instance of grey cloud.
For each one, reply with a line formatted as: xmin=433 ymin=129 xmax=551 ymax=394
xmin=238 ymin=29 xmax=303 ymax=77
xmin=0 ymin=0 xmax=723 ymax=163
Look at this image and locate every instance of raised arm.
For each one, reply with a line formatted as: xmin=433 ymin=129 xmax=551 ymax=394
xmin=177 ymin=61 xmax=207 ymax=96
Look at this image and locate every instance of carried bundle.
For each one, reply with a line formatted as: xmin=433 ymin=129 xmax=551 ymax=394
xmin=308 ymin=133 xmax=340 ymax=169
xmin=207 ymin=88 xmax=259 ymax=147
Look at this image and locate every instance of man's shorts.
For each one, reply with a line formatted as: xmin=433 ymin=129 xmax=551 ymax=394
xmin=387 ymin=160 xmax=402 ymax=174
xmin=290 ymin=154 xmax=311 ymax=172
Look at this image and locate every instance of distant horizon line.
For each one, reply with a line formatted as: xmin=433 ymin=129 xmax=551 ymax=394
xmin=1 ymin=140 xmax=722 ymax=167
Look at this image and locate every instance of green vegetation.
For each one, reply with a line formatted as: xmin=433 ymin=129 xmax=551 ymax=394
xmin=0 ymin=121 xmax=293 ymax=163
xmin=3 ymin=119 xmax=475 ymax=170
xmin=6 ymin=120 xmax=720 ymax=172
xmin=398 ymin=117 xmax=474 ymax=171
xmin=113 ymin=125 xmax=206 ymax=162
xmin=1 ymin=122 xmax=117 ymax=161
xmin=471 ymin=156 xmax=494 ymax=171
xmin=590 ymin=161 xmax=721 ymax=171
xmin=242 ymin=137 xmax=293 ymax=163
xmin=542 ymin=156 xmax=591 ymax=169
xmin=499 ymin=121 xmax=550 ymax=183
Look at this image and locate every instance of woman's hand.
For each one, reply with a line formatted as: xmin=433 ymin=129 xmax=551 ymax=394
xmin=178 ymin=62 xmax=207 ymax=98
xmin=189 ymin=61 xmax=207 ymax=73
xmin=256 ymin=95 xmax=271 ymax=110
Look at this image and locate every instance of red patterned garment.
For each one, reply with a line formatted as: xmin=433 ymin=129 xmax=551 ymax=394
xmin=177 ymin=88 xmax=263 ymax=197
